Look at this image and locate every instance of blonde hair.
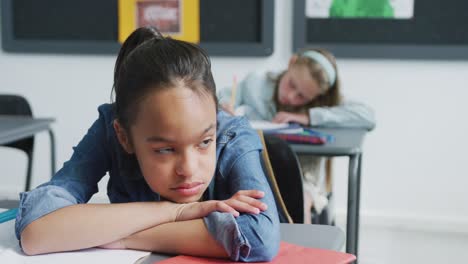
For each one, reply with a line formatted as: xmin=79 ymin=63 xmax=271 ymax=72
xmin=273 ymin=48 xmax=342 ymax=114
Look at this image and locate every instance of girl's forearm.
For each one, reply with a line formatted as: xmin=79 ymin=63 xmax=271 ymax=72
xmin=124 ymin=219 xmax=228 ymax=258
xmin=21 ymin=202 xmax=177 ymax=255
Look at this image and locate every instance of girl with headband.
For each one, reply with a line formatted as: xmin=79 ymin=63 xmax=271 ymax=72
xmin=218 ymin=48 xmax=375 ymax=224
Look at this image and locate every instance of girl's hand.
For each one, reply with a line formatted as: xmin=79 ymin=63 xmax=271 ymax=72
xmin=174 ymin=190 xmax=267 ymax=222
xmin=223 ymin=190 xmax=267 ymax=215
xmin=272 ymin=112 xmax=309 ymax=125
xmin=220 ymin=103 xmax=235 ymax=115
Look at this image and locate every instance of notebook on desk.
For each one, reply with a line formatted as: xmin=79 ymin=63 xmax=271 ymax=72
xmin=250 ymin=121 xmax=333 ymax=145
xmin=249 ymin=120 xmax=304 ymax=134
xmin=272 ymin=128 xmax=334 ymax=145
xmin=157 ymin=241 xmax=356 ymax=264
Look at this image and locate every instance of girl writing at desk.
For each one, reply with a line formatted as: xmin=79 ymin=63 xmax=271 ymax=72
xmin=218 ymin=49 xmax=375 ymax=223
xmin=16 ymin=27 xmax=280 ymax=262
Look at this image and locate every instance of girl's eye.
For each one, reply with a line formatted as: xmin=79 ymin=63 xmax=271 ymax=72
xmin=198 ymin=139 xmax=213 ymax=149
xmin=154 ymin=147 xmax=174 ymax=154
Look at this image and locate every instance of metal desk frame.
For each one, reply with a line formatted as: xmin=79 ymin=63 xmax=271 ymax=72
xmin=0 ymin=116 xmax=56 ymax=181
xmin=289 ymin=127 xmax=366 ymax=259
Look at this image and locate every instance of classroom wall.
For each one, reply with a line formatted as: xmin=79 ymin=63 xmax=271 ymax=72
xmin=1 ymin=0 xmax=468 ymax=235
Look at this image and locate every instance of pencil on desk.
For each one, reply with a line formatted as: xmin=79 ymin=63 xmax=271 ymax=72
xmin=230 ymin=75 xmax=237 ymax=109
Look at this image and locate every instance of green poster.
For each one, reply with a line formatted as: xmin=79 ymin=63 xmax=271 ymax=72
xmin=330 ymin=0 xmax=394 ymax=18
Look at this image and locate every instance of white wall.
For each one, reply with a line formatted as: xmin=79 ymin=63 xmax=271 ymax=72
xmin=1 ymin=1 xmax=468 ymax=235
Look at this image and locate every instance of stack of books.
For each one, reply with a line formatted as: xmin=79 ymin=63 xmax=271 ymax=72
xmin=250 ymin=121 xmax=333 ymax=145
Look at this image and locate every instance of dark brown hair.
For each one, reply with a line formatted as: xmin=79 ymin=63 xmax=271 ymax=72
xmin=111 ymin=27 xmax=217 ymax=131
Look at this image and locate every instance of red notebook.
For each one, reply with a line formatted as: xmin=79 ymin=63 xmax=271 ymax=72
xmin=157 ymin=241 xmax=356 ymax=264
xmin=272 ymin=133 xmax=326 ymax=145
xmin=270 ymin=129 xmax=334 ymax=145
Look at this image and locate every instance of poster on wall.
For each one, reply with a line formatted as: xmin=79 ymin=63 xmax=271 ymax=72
xmin=118 ymin=0 xmax=199 ymax=43
xmin=305 ymin=0 xmax=414 ymax=19
xmin=292 ymin=0 xmax=468 ymax=59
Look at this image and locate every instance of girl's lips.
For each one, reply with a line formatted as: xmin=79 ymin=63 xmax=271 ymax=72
xmin=172 ymin=182 xmax=204 ymax=196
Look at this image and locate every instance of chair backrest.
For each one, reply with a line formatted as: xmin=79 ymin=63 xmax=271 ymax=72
xmin=0 ymin=95 xmax=34 ymax=154
xmin=257 ymin=130 xmax=304 ymax=224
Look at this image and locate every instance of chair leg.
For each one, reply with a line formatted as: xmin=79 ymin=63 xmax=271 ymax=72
xmin=325 ymin=158 xmax=333 ymax=194
xmin=24 ymin=153 xmax=33 ymax=192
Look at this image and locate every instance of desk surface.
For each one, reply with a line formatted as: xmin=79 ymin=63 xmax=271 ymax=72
xmin=0 ymin=209 xmax=345 ymax=264
xmin=139 ymin=223 xmax=345 ymax=264
xmin=0 ymin=209 xmax=150 ymax=264
xmin=290 ymin=127 xmax=367 ymax=156
xmin=0 ymin=116 xmax=55 ymax=145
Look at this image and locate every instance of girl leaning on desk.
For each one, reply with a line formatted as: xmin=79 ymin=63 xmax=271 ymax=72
xmin=218 ymin=48 xmax=376 ymax=224
xmin=15 ymin=26 xmax=280 ymax=262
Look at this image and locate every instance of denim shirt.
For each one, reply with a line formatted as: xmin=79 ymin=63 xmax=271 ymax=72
xmin=15 ymin=104 xmax=280 ymax=262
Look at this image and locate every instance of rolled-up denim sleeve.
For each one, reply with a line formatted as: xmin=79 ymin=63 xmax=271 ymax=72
xmin=15 ymin=185 xmax=78 ymax=240
xmin=204 ymin=150 xmax=281 ymax=262
xmin=15 ymin=105 xmax=111 ymax=241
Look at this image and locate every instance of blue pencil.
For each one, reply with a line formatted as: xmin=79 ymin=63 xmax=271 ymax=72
xmin=0 ymin=208 xmax=18 ymax=224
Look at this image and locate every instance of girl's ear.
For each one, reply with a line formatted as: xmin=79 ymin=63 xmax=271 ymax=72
xmin=288 ymin=55 xmax=298 ymax=69
xmin=113 ymin=120 xmax=134 ymax=154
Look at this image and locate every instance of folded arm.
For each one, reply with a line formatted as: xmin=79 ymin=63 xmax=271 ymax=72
xmin=102 ymin=150 xmax=281 ymax=262
xmin=19 ymin=184 xmax=265 ymax=256
xmin=212 ymin=147 xmax=281 ymax=262
xmin=309 ymin=101 xmax=376 ymax=130
xmin=123 ymin=219 xmax=228 ymax=258
xmin=20 ymin=201 xmax=176 ymax=255
xmin=101 ymin=189 xmax=267 ymax=258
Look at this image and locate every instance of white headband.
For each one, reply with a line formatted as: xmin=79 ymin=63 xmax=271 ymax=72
xmin=301 ymin=50 xmax=336 ymax=86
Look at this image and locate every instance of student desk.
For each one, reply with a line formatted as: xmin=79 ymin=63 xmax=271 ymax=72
xmin=0 ymin=208 xmax=345 ymax=264
xmin=289 ymin=127 xmax=367 ymax=259
xmin=0 ymin=115 xmax=56 ymax=176
xmin=138 ymin=223 xmax=345 ymax=263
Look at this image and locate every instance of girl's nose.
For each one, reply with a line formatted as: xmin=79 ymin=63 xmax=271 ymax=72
xmin=175 ymin=149 xmax=197 ymax=178
xmin=288 ymin=91 xmax=300 ymax=103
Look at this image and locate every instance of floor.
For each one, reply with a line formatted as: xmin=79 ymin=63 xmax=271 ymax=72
xmin=336 ymin=222 xmax=468 ymax=264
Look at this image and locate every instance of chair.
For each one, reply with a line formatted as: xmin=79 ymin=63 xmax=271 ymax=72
xmin=257 ymin=131 xmax=304 ymax=223
xmin=258 ymin=131 xmax=336 ymax=225
xmin=0 ymin=95 xmax=34 ymax=192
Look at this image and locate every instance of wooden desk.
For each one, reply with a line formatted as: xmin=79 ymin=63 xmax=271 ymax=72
xmin=0 ymin=115 xmax=56 ymax=177
xmin=289 ymin=127 xmax=367 ymax=259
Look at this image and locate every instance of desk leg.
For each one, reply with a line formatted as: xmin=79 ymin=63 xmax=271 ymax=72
xmin=346 ymin=153 xmax=361 ymax=261
xmin=355 ymin=154 xmax=362 ymax=256
xmin=48 ymin=129 xmax=56 ymax=177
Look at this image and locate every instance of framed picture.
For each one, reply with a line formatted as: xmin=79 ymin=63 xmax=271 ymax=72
xmin=293 ymin=0 xmax=468 ymax=60
xmin=118 ymin=0 xmax=199 ymax=43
